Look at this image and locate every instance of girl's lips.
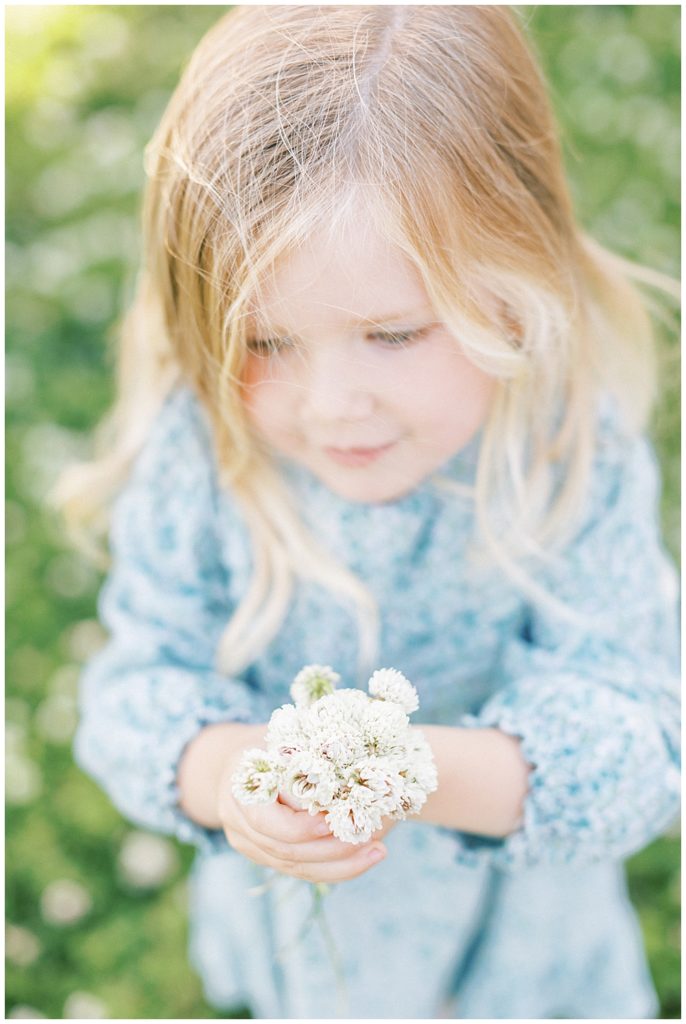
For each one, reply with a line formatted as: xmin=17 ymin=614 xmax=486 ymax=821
xmin=323 ymin=441 xmax=396 ymax=468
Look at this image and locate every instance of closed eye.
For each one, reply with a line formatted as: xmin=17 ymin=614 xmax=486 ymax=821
xmin=367 ymin=325 xmax=432 ymax=347
xmin=246 ymin=336 xmax=296 ymax=357
xmin=246 ymin=324 xmax=434 ymax=355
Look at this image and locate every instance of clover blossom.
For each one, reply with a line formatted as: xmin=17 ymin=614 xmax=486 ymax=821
xmin=353 ymin=756 xmax=403 ymax=801
xmin=231 ymin=749 xmax=281 ymax=804
xmin=368 ymin=668 xmax=419 ymax=714
xmin=232 ymin=664 xmax=437 ymax=845
xmin=290 ymin=664 xmax=340 ymax=708
xmin=283 ymin=751 xmax=338 ymax=811
xmin=326 ymin=787 xmax=385 ymax=844
xmin=361 ymin=700 xmax=409 ymax=757
xmin=266 ymin=703 xmax=306 ymax=760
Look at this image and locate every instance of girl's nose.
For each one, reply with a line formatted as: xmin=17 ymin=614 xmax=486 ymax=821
xmin=301 ymin=345 xmax=375 ymax=423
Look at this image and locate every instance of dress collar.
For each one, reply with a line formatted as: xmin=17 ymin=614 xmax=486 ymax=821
xmin=275 ymin=430 xmax=482 ymax=574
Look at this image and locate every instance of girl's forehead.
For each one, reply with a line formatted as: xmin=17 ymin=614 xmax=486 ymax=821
xmin=248 ymin=235 xmax=434 ymax=332
xmin=244 ymin=199 xmax=429 ymax=319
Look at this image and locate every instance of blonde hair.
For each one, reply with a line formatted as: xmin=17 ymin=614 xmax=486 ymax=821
xmin=52 ymin=5 xmax=678 ymax=679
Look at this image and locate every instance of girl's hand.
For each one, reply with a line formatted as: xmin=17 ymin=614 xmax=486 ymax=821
xmin=216 ymin=746 xmax=388 ymax=884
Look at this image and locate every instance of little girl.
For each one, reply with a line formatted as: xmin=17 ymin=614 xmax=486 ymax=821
xmin=57 ymin=6 xmax=680 ymax=1019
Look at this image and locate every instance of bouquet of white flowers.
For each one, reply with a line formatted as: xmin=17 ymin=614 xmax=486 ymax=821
xmin=232 ymin=665 xmax=438 ymax=843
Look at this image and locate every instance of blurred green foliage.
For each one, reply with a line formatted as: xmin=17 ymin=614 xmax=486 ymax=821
xmin=6 ymin=6 xmax=680 ymax=1020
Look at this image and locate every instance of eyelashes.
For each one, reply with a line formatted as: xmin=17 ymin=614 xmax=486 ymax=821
xmin=246 ymin=337 xmax=296 ymax=357
xmin=246 ymin=325 xmax=432 ymax=357
xmin=366 ymin=326 xmax=431 ymax=347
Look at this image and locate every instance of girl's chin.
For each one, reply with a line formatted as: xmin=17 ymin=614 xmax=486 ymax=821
xmin=314 ymin=469 xmax=418 ymax=505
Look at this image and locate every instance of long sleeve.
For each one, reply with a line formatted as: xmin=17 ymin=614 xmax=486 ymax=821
xmin=74 ymin=387 xmax=268 ymax=852
xmin=451 ymin=404 xmax=680 ymax=871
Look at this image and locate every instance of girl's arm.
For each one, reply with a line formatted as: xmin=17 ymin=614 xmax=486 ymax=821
xmin=431 ymin=405 xmax=679 ymax=870
xmin=415 ymin=726 xmax=531 ymax=837
xmin=74 ymin=388 xmax=270 ymax=852
xmin=177 ymin=721 xmax=390 ymax=883
xmin=175 ymin=713 xmax=531 ymax=843
xmin=176 ymin=721 xmax=267 ymax=829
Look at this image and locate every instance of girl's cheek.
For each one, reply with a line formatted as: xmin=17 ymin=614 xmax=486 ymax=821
xmin=240 ymin=367 xmax=273 ymax=435
xmin=242 ymin=354 xmax=270 ymax=389
xmin=241 ymin=373 xmax=294 ymax=442
xmin=241 ymin=358 xmax=283 ymax=413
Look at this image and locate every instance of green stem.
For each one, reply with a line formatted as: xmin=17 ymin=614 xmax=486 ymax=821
xmin=312 ymin=885 xmax=349 ymax=1016
xmin=274 ymin=883 xmax=349 ymax=1016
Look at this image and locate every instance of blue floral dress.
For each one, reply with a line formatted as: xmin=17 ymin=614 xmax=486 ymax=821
xmin=75 ymin=385 xmax=680 ymax=1019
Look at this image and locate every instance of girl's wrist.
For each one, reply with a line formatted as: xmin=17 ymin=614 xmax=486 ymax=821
xmin=415 ymin=724 xmax=531 ymax=838
xmin=177 ymin=721 xmax=268 ymax=829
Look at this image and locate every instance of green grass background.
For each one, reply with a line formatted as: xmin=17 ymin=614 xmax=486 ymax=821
xmin=6 ymin=5 xmax=680 ymax=1019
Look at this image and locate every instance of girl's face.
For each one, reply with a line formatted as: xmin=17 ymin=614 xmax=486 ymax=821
xmin=243 ymin=208 xmax=496 ymax=504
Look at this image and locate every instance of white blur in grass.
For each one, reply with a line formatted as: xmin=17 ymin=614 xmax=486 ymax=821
xmin=41 ymin=879 xmax=92 ymax=926
xmin=6 ymin=925 xmax=42 ymax=967
xmin=65 ymin=619 xmax=107 ymax=662
xmin=6 ymin=753 xmax=42 ymax=805
xmin=45 ymin=552 xmax=98 ymax=600
xmin=63 ymin=992 xmax=109 ymax=1019
xmin=35 ymin=693 xmax=78 ymax=745
xmin=117 ymin=831 xmax=179 ymax=889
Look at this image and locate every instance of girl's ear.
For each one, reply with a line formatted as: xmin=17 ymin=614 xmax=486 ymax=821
xmin=498 ymin=300 xmax=524 ymax=346
xmin=475 ymin=289 xmax=524 ymax=346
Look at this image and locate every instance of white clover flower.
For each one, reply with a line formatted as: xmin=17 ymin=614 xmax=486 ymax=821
xmin=290 ymin=664 xmax=341 ymax=708
xmin=283 ymin=751 xmax=339 ymax=811
xmin=353 ymin=756 xmax=403 ymax=804
xmin=232 ymin=664 xmax=437 ymax=845
xmin=361 ymin=700 xmax=409 ymax=757
xmin=325 ymin=789 xmax=385 ymax=844
xmin=309 ymin=688 xmax=369 ymax=723
xmin=324 ymin=802 xmax=358 ymax=844
xmin=394 ymin=778 xmax=430 ymax=817
xmin=392 ymin=731 xmax=438 ymax=817
xmin=368 ymin=667 xmax=419 ymax=715
xmin=231 ymin=748 xmax=282 ymax=804
xmin=347 ymin=795 xmax=385 ymax=838
xmin=266 ymin=703 xmax=307 ymax=760
xmin=314 ymin=727 xmax=364 ymax=766
xmin=407 ymin=733 xmax=439 ymax=791
xmin=307 ymin=694 xmax=369 ymax=764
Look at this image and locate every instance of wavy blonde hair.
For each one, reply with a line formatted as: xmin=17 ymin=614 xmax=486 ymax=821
xmin=53 ymin=5 xmax=678 ymax=679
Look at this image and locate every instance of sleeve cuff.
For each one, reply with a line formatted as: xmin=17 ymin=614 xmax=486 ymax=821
xmin=153 ymin=692 xmax=271 ymax=853
xmin=448 ymin=687 xmax=680 ymax=873
xmin=75 ymin=664 xmax=272 ymax=855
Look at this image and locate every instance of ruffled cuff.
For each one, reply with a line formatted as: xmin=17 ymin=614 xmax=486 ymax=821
xmin=444 ymin=680 xmax=680 ymax=873
xmin=143 ymin=676 xmax=273 ymax=853
xmin=74 ymin=663 xmax=272 ymax=854
xmin=451 ymin=703 xmax=564 ymax=871
xmin=157 ymin=703 xmax=259 ymax=854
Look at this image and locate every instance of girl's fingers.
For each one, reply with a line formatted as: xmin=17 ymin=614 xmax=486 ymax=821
xmin=242 ymin=808 xmax=362 ymax=864
xmin=246 ymin=800 xmax=331 ymax=845
xmin=284 ymin=842 xmax=387 ymax=883
xmin=267 ymin=831 xmax=370 ymax=865
xmin=230 ymin=832 xmax=387 ymax=883
xmin=227 ymin=799 xmax=384 ymax=866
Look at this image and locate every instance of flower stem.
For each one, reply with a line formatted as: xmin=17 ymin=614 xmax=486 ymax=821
xmin=312 ymin=884 xmax=349 ymax=1016
xmin=272 ymin=882 xmax=349 ymax=1015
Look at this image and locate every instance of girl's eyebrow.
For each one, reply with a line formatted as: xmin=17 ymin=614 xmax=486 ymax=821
xmin=250 ymin=308 xmax=434 ymax=334
xmin=357 ymin=307 xmax=434 ymax=325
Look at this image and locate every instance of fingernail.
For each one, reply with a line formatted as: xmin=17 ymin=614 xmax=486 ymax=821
xmin=316 ymin=821 xmax=330 ymax=836
xmin=367 ymin=845 xmax=386 ymax=862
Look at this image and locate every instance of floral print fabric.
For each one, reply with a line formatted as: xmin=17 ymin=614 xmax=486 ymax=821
xmin=75 ymin=385 xmax=679 ymax=1018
